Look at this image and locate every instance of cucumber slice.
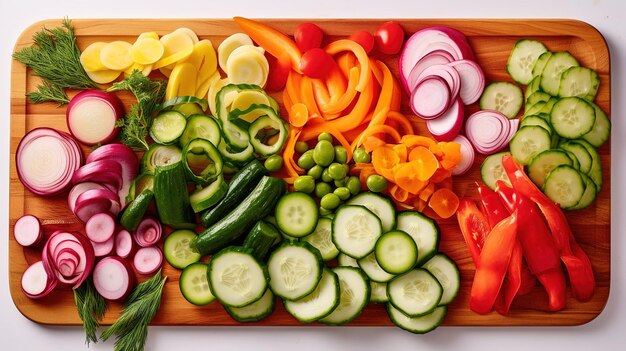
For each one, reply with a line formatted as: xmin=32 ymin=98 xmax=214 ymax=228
xmin=302 ymin=218 xmax=339 ymax=261
xmin=275 ymin=192 xmax=319 ymax=237
xmin=396 ymin=211 xmax=440 ymax=266
xmin=179 ymin=262 xmax=215 ymax=306
xmin=225 ymin=288 xmax=275 ymax=322
xmin=540 ymin=51 xmax=579 ymax=96
xmin=569 ymin=173 xmax=598 ymax=210
xmin=249 ymin=112 xmax=288 ymax=156
xmin=243 ymin=221 xmax=282 ymax=261
xmin=189 ymin=174 xmax=228 ymax=213
xmin=480 ymin=152 xmax=512 ymax=190
xmin=284 ymin=268 xmax=340 ymax=323
xmin=179 ymin=114 xmax=221 ymax=149
xmin=332 ymin=205 xmax=383 ymax=259
xmin=319 ymin=267 xmax=370 ymax=325
xmin=570 ymin=139 xmax=602 ymax=191
xmin=387 ymin=304 xmax=447 ymax=334
xmin=387 ymin=269 xmax=443 ymax=317
xmin=525 ymin=91 xmax=552 ymax=111
xmin=218 ymin=139 xmax=255 ymax=167
xmin=337 ymin=253 xmax=359 ymax=268
xmin=558 ymin=66 xmax=600 ymax=101
xmin=370 ymin=281 xmax=389 ymax=303
xmin=542 ymin=165 xmax=586 ymax=208
xmin=141 ymin=144 xmax=182 ymax=175
xmin=506 ymin=39 xmax=548 ymax=84
xmin=421 ymin=254 xmax=460 ymax=306
xmin=523 ymin=101 xmax=546 ymax=117
xmin=357 ymin=252 xmax=395 ymax=283
xmin=346 ymin=192 xmax=396 ymax=233
xmin=509 ymin=125 xmax=552 ymax=165
xmin=561 ymin=149 xmax=581 ymax=170
xmin=267 ymin=241 xmax=323 ymax=301
xmin=582 ymin=102 xmax=611 ymax=148
xmin=479 ymin=82 xmax=524 ymax=119
xmin=528 ymin=149 xmax=574 ymax=187
xmin=163 ymin=229 xmax=201 ymax=269
xmin=559 ymin=141 xmax=592 ymax=174
xmin=531 ymin=51 xmax=552 ymax=79
xmin=208 ymin=246 xmax=268 ymax=307
xmin=375 ymin=230 xmax=417 ymax=274
xmin=182 ymin=138 xmax=223 ymax=185
xmin=540 ymin=97 xmax=558 ymax=115
xmin=550 ymin=97 xmax=595 ymax=139
xmin=525 ymin=75 xmax=543 ymax=100
xmin=520 ymin=115 xmax=552 ymax=134
xmin=150 ymin=110 xmax=187 ymax=145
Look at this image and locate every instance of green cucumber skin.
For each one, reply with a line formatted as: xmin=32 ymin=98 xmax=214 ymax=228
xmin=153 ymin=161 xmax=196 ymax=229
xmin=193 ymin=176 xmax=286 ymax=256
xmin=119 ymin=189 xmax=154 ymax=231
xmin=201 ymin=159 xmax=269 ymax=227
xmin=243 ymin=221 xmax=282 ymax=261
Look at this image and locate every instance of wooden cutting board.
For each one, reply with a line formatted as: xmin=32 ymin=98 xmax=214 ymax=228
xmin=9 ymin=18 xmax=610 ymax=327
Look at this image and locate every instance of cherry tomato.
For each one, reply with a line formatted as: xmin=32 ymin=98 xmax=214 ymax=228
xmin=374 ymin=21 xmax=405 ymax=55
xmin=294 ymin=22 xmax=324 ymax=52
xmin=299 ymin=48 xmax=334 ymax=79
xmin=264 ymin=52 xmax=290 ymax=92
xmin=349 ymin=30 xmax=375 ymax=54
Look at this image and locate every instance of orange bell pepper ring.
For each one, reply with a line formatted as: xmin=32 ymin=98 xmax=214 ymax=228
xmin=325 ymin=39 xmax=370 ymax=92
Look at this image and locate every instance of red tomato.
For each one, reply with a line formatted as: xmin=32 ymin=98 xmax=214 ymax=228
xmin=264 ymin=52 xmax=291 ymax=92
xmin=374 ymin=21 xmax=405 ymax=55
xmin=349 ymin=30 xmax=375 ymax=54
xmin=299 ymin=48 xmax=333 ymax=79
xmin=294 ymin=22 xmax=324 ymax=52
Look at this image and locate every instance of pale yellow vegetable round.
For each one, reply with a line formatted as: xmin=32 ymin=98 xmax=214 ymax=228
xmin=138 ymin=32 xmax=159 ymax=41
xmin=226 ymin=45 xmax=269 ymax=87
xmin=165 ymin=62 xmax=198 ymax=100
xmin=174 ymin=27 xmax=199 ymax=44
xmin=124 ymin=62 xmax=153 ymax=78
xmin=160 ymin=31 xmax=194 ymax=58
xmin=208 ymin=77 xmax=233 ymax=117
xmin=80 ymin=42 xmax=108 ymax=72
xmin=100 ymin=41 xmax=133 ymax=71
xmin=86 ymin=68 xmax=121 ymax=84
xmin=153 ymin=43 xmax=194 ymax=70
xmin=131 ymin=38 xmax=165 ymax=65
xmin=230 ymin=90 xmax=271 ymax=123
xmin=217 ymin=33 xmax=253 ymax=73
xmin=196 ymin=70 xmax=220 ymax=100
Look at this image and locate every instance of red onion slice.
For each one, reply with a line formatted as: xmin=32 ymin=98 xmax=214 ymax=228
xmin=93 ymin=256 xmax=135 ymax=301
xmin=411 ymin=64 xmax=461 ymax=100
xmin=410 ymin=77 xmax=451 ymax=119
xmin=68 ymin=182 xmax=107 ymax=213
xmin=466 ymin=110 xmax=518 ymax=155
xmin=86 ymin=143 xmax=139 ymax=209
xmin=115 ymin=229 xmax=135 ymax=259
xmin=85 ymin=212 xmax=116 ymax=243
xmin=133 ymin=217 xmax=163 ymax=248
xmin=74 ymin=189 xmax=121 ymax=222
xmin=448 ymin=60 xmax=486 ymax=105
xmin=42 ymin=231 xmax=95 ymax=289
xmin=133 ymin=246 xmax=163 ymax=275
xmin=92 ymin=235 xmax=115 ymax=257
xmin=72 ymin=160 xmax=123 ymax=191
xmin=451 ymin=135 xmax=476 ymax=176
xmin=13 ymin=214 xmax=43 ymax=247
xmin=426 ymin=98 xmax=464 ymax=141
xmin=21 ymin=261 xmax=57 ymax=299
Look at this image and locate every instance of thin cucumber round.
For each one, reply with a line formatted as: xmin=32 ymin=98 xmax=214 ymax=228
xmin=302 ymin=218 xmax=339 ymax=261
xmin=525 ymin=75 xmax=543 ymax=99
xmin=509 ymin=125 xmax=552 ymax=165
xmin=540 ymin=51 xmax=579 ymax=96
xmin=525 ymin=92 xmax=552 ymax=110
xmin=225 ymin=288 xmax=275 ymax=322
xmin=479 ymin=82 xmax=524 ymax=119
xmin=141 ymin=144 xmax=182 ymax=175
xmin=179 ymin=262 xmax=215 ymax=306
xmin=528 ymin=149 xmax=573 ymax=188
xmin=506 ymin=39 xmax=548 ymax=85
xmin=520 ymin=115 xmax=552 ymax=134
xmin=357 ymin=252 xmax=395 ymax=283
xmin=480 ymin=152 xmax=512 ymax=191
xmin=337 ymin=253 xmax=359 ymax=268
xmin=387 ymin=304 xmax=447 ymax=334
xmin=150 ymin=110 xmax=187 ymax=145
xmin=319 ymin=267 xmax=370 ymax=325
xmin=267 ymin=241 xmax=323 ymax=301
xmin=370 ymin=281 xmax=389 ymax=303
xmin=531 ymin=51 xmax=552 ymax=79
xmin=163 ymin=229 xmax=201 ymax=270
xmin=558 ymin=66 xmax=600 ymax=101
xmin=284 ymin=268 xmax=340 ymax=323
xmin=346 ymin=192 xmax=396 ymax=233
xmin=569 ymin=173 xmax=598 ymax=210
xmin=582 ymin=102 xmax=611 ymax=148
xmin=275 ymin=192 xmax=319 ymax=238
xmin=179 ymin=114 xmax=221 ymax=149
xmin=332 ymin=205 xmax=383 ymax=259
xmin=570 ymin=139 xmax=602 ymax=191
xmin=421 ymin=254 xmax=460 ymax=306
xmin=542 ymin=165 xmax=586 ymax=209
xmin=559 ymin=141 xmax=592 ymax=174
xmin=387 ymin=269 xmax=443 ymax=317
xmin=395 ymin=211 xmax=439 ymax=266
xmin=550 ymin=97 xmax=595 ymax=139
xmin=375 ymin=230 xmax=417 ymax=275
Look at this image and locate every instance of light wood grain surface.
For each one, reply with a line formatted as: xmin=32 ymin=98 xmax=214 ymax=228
xmin=9 ymin=18 xmax=610 ymax=327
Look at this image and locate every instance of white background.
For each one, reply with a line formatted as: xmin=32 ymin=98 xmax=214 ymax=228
xmin=1 ymin=0 xmax=624 ymax=350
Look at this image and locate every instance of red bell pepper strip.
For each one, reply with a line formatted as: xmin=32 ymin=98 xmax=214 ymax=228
xmin=501 ymin=154 xmax=595 ymax=302
xmin=470 ymin=210 xmax=518 ymax=314
xmin=515 ymin=190 xmax=567 ymax=311
xmin=477 ymin=182 xmax=509 ymax=227
xmin=233 ymin=17 xmax=303 ymax=73
xmin=457 ymin=198 xmax=490 ymax=265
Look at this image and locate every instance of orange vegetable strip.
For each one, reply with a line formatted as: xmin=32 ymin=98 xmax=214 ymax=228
xmin=358 ymin=165 xmax=377 ymax=185
xmin=325 ymin=39 xmax=370 ymax=92
xmin=337 ymin=52 xmax=357 ymax=78
xmin=233 ymin=17 xmax=302 ymax=73
xmin=386 ymin=111 xmax=414 ymax=135
xmin=370 ymin=58 xmax=384 ymax=86
xmin=402 ymin=135 xmax=436 ymax=149
xmin=439 ymin=142 xmax=462 ymax=170
xmin=311 ymin=78 xmax=331 ymax=106
xmin=391 ymin=75 xmax=402 ymax=111
xmin=320 ymin=67 xmax=360 ymax=115
xmin=289 ymin=103 xmax=309 ymax=128
xmin=350 ymin=122 xmax=400 ymax=152
xmin=363 ymin=136 xmax=387 ymax=154
xmin=286 ymin=71 xmax=302 ymax=105
xmin=282 ymin=88 xmax=294 ymax=121
xmin=390 ymin=184 xmax=410 ymax=203
xmin=325 ymin=64 xmax=348 ymax=103
xmin=372 ymin=60 xmax=394 ymax=119
xmin=283 ymin=128 xmax=304 ymax=177
xmin=419 ymin=182 xmax=435 ymax=202
xmin=392 ymin=144 xmax=408 ymax=162
xmin=394 ymin=162 xmax=428 ymax=195
xmin=300 ymin=76 xmax=322 ymax=119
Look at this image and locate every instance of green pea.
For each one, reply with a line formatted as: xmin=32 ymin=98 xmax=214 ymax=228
xmin=321 ymin=167 xmax=334 ymax=183
xmin=334 ymin=187 xmax=351 ymax=201
xmin=307 ymin=165 xmax=324 ymax=180
xmin=319 ymin=206 xmax=333 ymax=217
xmin=334 ymin=146 xmax=348 ymax=164
xmin=317 ymin=132 xmax=333 ymax=142
xmin=353 ymin=147 xmax=371 ymax=163
xmin=346 ymin=176 xmax=361 ymax=195
xmin=366 ymin=174 xmax=388 ymax=193
xmin=313 ymin=140 xmax=335 ymax=166
xmin=294 ymin=175 xmax=315 ymax=194
xmin=295 ymin=141 xmax=309 ymax=154
xmin=315 ymin=182 xmax=333 ymax=198
xmin=320 ymin=193 xmax=341 ymax=210
xmin=264 ymin=155 xmax=283 ymax=172
xmin=328 ymin=162 xmax=347 ymax=180
xmin=334 ymin=178 xmax=347 ymax=188
xmin=297 ymin=150 xmax=315 ymax=169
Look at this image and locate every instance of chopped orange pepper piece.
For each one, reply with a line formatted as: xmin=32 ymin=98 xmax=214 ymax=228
xmin=429 ymin=143 xmax=444 ymax=159
xmin=414 ymin=197 xmax=428 ymax=212
xmin=392 ymin=144 xmax=408 ymax=162
xmin=407 ymin=146 xmax=439 ymax=181
xmin=390 ymin=184 xmax=410 ymax=203
xmin=428 ymin=188 xmax=460 ymax=219
xmin=289 ymin=103 xmax=309 ymax=128
xmin=386 ymin=111 xmax=415 ymax=135
xmin=372 ymin=145 xmax=400 ymax=181
xmin=363 ymin=136 xmax=386 ymax=153
xmin=325 ymin=39 xmax=370 ymax=92
xmin=430 ymin=168 xmax=452 ymax=183
xmin=394 ymin=161 xmax=428 ymax=195
xmin=401 ymin=135 xmax=436 ymax=149
xmin=439 ymin=141 xmax=462 ymax=170
xmin=418 ymin=182 xmax=436 ymax=202
xmin=233 ymin=17 xmax=302 ymax=73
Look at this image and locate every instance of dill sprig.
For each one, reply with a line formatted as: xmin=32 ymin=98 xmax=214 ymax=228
xmin=101 ymin=271 xmax=167 ymax=351
xmin=13 ymin=18 xmax=97 ymax=104
xmin=107 ymin=70 xmax=167 ymax=150
xmin=74 ymin=278 xmax=108 ymax=345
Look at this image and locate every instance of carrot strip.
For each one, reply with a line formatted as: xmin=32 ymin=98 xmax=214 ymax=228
xmin=282 ymin=88 xmax=294 ymax=121
xmin=283 ymin=128 xmax=304 ymax=177
xmin=289 ymin=103 xmax=309 ymax=128
xmin=325 ymin=39 xmax=371 ymax=92
xmin=320 ymin=67 xmax=359 ymax=115
xmin=312 ymin=78 xmax=330 ymax=106
xmin=372 ymin=60 xmax=394 ymax=120
xmin=370 ymin=58 xmax=384 ymax=86
xmin=286 ymin=71 xmax=302 ymax=105
xmin=386 ymin=111 xmax=414 ymax=135
xmin=363 ymin=136 xmax=387 ymax=154
xmin=350 ymin=121 xmax=400 ymax=152
xmin=391 ymin=75 xmax=402 ymax=111
xmin=300 ymin=76 xmax=322 ymax=118
xmin=402 ymin=135 xmax=436 ymax=149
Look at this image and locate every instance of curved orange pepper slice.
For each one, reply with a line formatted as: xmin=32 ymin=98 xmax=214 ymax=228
xmin=325 ymin=39 xmax=370 ymax=92
xmin=395 ymin=161 xmax=428 ymax=195
xmin=390 ymin=184 xmax=410 ymax=203
xmin=372 ymin=145 xmax=400 ymax=182
xmin=392 ymin=144 xmax=408 ymax=162
xmin=428 ymin=188 xmax=460 ymax=219
xmin=402 ymin=135 xmax=436 ymax=149
xmin=337 ymin=52 xmax=357 ymax=78
xmin=282 ymin=128 xmax=304 ymax=178
xmin=439 ymin=141 xmax=462 ymax=170
xmin=320 ymin=67 xmax=359 ymax=115
xmin=387 ymin=111 xmax=415 ymax=135
xmin=300 ymin=76 xmax=321 ymax=119
xmin=408 ymin=146 xmax=439 ymax=181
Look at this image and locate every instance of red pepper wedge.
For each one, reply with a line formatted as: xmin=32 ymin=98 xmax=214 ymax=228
xmin=470 ymin=210 xmax=518 ymax=315
xmin=501 ymin=154 xmax=595 ymax=302
xmin=457 ymin=198 xmax=490 ymax=265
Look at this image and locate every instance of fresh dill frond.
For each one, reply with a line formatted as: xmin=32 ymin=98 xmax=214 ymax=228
xmin=74 ymin=278 xmax=108 ymax=345
xmin=26 ymin=80 xmax=69 ymax=104
xmin=108 ymin=70 xmax=167 ymax=150
xmin=101 ymin=271 xmax=167 ymax=351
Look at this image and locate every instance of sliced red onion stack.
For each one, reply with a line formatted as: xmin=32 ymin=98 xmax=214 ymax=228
xmin=92 ymin=256 xmax=135 ymax=301
xmin=41 ymin=231 xmax=95 ymax=289
xmin=465 ymin=110 xmax=520 ymax=155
